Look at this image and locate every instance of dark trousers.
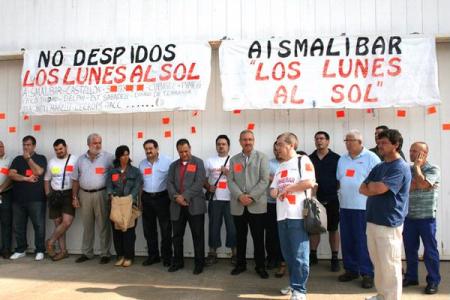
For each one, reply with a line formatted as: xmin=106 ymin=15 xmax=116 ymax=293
xmin=340 ymin=208 xmax=373 ymax=276
xmin=403 ymin=217 xmax=441 ymax=284
xmin=233 ymin=208 xmax=266 ymax=269
xmin=265 ymin=202 xmax=283 ymax=263
xmin=111 ymin=221 xmax=136 ymax=259
xmin=0 ymin=191 xmax=12 ymax=252
xmin=13 ymin=200 xmax=46 ymax=253
xmin=172 ymin=207 xmax=205 ymax=267
xmin=208 ymin=200 xmax=236 ymax=249
xmin=142 ymin=191 xmax=172 ymax=261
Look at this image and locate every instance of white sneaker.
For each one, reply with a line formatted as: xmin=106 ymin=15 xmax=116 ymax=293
xmin=280 ymin=286 xmax=292 ymax=295
xmin=290 ymin=290 xmax=306 ymax=300
xmin=10 ymin=252 xmax=26 ymax=260
xmin=35 ymin=252 xmax=44 ymax=261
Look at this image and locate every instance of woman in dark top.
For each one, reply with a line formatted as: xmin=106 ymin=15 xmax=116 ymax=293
xmin=106 ymin=145 xmax=142 ymax=267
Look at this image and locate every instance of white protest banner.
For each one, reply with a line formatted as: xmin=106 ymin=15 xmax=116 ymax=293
xmin=219 ymin=35 xmax=440 ymax=110
xmin=21 ymin=42 xmax=211 ymax=115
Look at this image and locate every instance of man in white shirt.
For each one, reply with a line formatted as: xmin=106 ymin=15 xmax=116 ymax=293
xmin=270 ymin=132 xmax=316 ymax=300
xmin=44 ymin=139 xmax=78 ymax=261
xmin=204 ymin=135 xmax=236 ymax=266
xmin=0 ymin=141 xmax=12 ymax=259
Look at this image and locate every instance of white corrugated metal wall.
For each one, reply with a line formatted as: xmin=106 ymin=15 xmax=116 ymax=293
xmin=0 ymin=0 xmax=449 ymax=258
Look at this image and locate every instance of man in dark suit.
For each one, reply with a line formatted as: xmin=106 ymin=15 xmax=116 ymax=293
xmin=167 ymin=138 xmax=206 ymax=275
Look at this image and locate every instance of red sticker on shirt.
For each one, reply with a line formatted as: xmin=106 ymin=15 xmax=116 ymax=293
xmin=111 ymin=173 xmax=119 ymax=182
xmin=286 ymin=194 xmax=296 ymax=204
xmin=305 ymin=163 xmax=313 ymax=171
xmin=345 ymin=169 xmax=355 ymax=177
xmin=0 ymin=168 xmax=9 ymax=175
xmin=187 ymin=164 xmax=197 ymax=172
xmin=65 ymin=165 xmax=74 ymax=172
xmin=281 ymin=170 xmax=288 ymax=178
xmin=25 ymin=169 xmax=33 ymax=176
xmin=234 ymin=163 xmax=243 ymax=173
xmin=144 ymin=168 xmax=152 ymax=175
xmin=95 ymin=167 xmax=105 ymax=175
xmin=218 ymin=181 xmax=227 ymax=189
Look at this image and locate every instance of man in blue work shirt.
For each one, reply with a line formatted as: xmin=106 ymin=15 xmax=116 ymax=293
xmin=336 ymin=130 xmax=380 ymax=289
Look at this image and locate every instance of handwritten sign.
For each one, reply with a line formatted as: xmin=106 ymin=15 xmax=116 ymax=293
xmin=219 ymin=36 xmax=440 ymax=110
xmin=21 ymin=43 xmax=211 ymax=115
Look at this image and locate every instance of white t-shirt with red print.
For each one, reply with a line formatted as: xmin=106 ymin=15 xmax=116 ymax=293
xmin=270 ymin=155 xmax=316 ymax=221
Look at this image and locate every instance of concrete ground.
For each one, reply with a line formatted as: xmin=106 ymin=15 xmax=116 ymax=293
xmin=0 ymin=256 xmax=448 ymax=300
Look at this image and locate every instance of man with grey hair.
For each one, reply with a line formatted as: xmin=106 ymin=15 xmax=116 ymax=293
xmin=336 ymin=130 xmax=380 ymax=288
xmin=72 ymin=133 xmax=114 ymax=264
xmin=228 ymin=130 xmax=270 ymax=278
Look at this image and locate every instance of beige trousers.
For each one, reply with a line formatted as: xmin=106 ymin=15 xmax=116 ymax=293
xmin=79 ymin=189 xmax=111 ymax=257
xmin=366 ymin=222 xmax=403 ymax=300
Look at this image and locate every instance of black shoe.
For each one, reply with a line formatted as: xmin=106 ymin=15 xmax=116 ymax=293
xmin=168 ymin=264 xmax=184 ymax=272
xmin=231 ymin=265 xmax=247 ymax=275
xmin=193 ymin=265 xmax=204 ymax=275
xmin=402 ymin=278 xmax=419 ymax=287
xmin=99 ymin=256 xmax=110 ymax=264
xmin=75 ymin=255 xmax=90 ymax=263
xmin=338 ymin=271 xmax=359 ymax=282
xmin=424 ymin=282 xmax=438 ymax=294
xmin=255 ymin=267 xmax=269 ymax=279
xmin=309 ymin=253 xmax=318 ymax=265
xmin=2 ymin=250 xmax=11 ymax=260
xmin=361 ymin=275 xmax=374 ymax=289
xmin=142 ymin=256 xmax=161 ymax=266
xmin=163 ymin=259 xmax=172 ymax=267
xmin=330 ymin=258 xmax=340 ymax=272
xmin=205 ymin=253 xmax=217 ymax=266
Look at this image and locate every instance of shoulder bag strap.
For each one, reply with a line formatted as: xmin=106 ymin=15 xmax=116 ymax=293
xmin=61 ymin=154 xmax=71 ymax=190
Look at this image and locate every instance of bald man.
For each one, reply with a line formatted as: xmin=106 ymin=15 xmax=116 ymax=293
xmin=403 ymin=142 xmax=440 ymax=295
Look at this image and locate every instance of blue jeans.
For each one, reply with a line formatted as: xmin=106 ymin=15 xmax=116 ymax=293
xmin=278 ymin=219 xmax=309 ymax=294
xmin=403 ymin=217 xmax=441 ymax=284
xmin=13 ymin=201 xmax=46 ymax=253
xmin=208 ymin=200 xmax=236 ymax=249
xmin=340 ymin=208 xmax=373 ymax=276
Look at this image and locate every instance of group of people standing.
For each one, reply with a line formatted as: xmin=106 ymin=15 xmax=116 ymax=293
xmin=0 ymin=125 xmax=441 ymax=300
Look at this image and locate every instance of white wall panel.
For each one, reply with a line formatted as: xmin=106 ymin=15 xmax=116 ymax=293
xmin=0 ymin=0 xmax=449 ymax=259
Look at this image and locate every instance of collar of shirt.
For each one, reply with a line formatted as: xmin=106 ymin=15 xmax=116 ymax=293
xmin=83 ymin=151 xmax=103 ymax=161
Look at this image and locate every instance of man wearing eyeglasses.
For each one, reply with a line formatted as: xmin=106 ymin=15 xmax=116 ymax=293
xmin=336 ymin=130 xmax=380 ymax=289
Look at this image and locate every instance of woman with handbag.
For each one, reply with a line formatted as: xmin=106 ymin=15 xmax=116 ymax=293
xmin=270 ymin=133 xmax=316 ymax=300
xmin=106 ymin=145 xmax=143 ymax=267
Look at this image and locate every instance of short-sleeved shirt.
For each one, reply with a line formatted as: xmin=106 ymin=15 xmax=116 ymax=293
xmin=10 ymin=153 xmax=47 ymax=202
xmin=337 ymin=148 xmax=381 ymax=210
xmin=365 ymin=158 xmax=411 ymax=227
xmin=205 ymin=155 xmax=231 ymax=201
xmin=0 ymin=155 xmax=12 ymax=187
xmin=271 ymin=155 xmax=316 ymax=221
xmin=408 ymin=162 xmax=440 ymax=219
xmin=139 ymin=155 xmax=172 ymax=193
xmin=309 ymin=149 xmax=340 ymax=203
xmin=71 ymin=151 xmax=113 ymax=190
xmin=267 ymin=158 xmax=281 ymax=204
xmin=44 ymin=155 xmax=78 ymax=191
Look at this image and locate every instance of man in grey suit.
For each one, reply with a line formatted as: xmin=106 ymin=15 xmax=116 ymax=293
xmin=167 ymin=138 xmax=207 ymax=275
xmin=228 ymin=130 xmax=270 ymax=278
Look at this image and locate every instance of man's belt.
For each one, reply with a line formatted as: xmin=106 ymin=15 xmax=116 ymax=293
xmin=143 ymin=190 xmax=168 ymax=197
xmin=81 ymin=187 xmax=106 ymax=193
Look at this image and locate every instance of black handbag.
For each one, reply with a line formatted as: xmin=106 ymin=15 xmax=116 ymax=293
xmin=48 ymin=155 xmax=71 ymax=209
xmin=205 ymin=156 xmax=230 ymax=201
xmin=298 ymin=156 xmax=327 ymax=235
